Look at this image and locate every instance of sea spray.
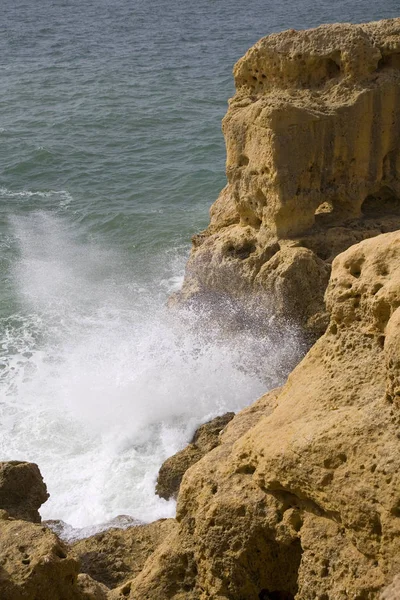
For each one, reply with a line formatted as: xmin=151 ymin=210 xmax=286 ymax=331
xmin=0 ymin=211 xmax=304 ymax=534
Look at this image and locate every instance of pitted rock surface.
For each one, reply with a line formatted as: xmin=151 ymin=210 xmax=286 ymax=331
xmin=176 ymin=18 xmax=400 ymax=337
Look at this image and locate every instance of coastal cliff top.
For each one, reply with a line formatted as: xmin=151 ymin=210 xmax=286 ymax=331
xmin=233 ymin=18 xmax=400 ymax=107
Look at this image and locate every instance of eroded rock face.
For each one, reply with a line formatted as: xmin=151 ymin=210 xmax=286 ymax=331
xmin=176 ymin=19 xmax=400 ymax=336
xmin=123 ymin=231 xmax=400 ymax=599
xmin=0 ymin=461 xmax=49 ymax=523
xmin=156 ymin=413 xmax=235 ymax=500
xmin=72 ymin=519 xmax=177 ymax=589
xmin=0 ymin=512 xmax=88 ymax=600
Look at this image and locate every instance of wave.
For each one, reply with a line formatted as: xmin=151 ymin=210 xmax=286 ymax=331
xmin=0 ymin=211 xmax=304 ymax=532
xmin=0 ymin=187 xmax=72 ymax=206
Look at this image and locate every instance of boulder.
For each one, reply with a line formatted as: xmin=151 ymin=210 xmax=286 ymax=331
xmin=0 ymin=512 xmax=88 ymax=600
xmin=0 ymin=461 xmax=49 ymax=523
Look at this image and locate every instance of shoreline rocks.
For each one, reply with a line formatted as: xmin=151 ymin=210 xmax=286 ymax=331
xmin=0 ymin=461 xmax=49 ymax=523
xmin=174 ymin=18 xmax=400 ymax=338
xmin=123 ymin=230 xmax=400 ymax=599
xmin=156 ymin=412 xmax=235 ymax=500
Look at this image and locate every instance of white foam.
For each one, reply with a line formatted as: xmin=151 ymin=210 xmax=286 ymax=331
xmin=0 ymin=187 xmax=72 ymax=206
xmin=0 ymin=212 xmax=303 ymax=532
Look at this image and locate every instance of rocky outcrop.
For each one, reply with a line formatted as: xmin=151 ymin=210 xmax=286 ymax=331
xmin=119 ymin=230 xmax=400 ymax=599
xmin=0 ymin=510 xmax=103 ymax=600
xmin=156 ymin=413 xmax=235 ymax=500
xmin=175 ymin=18 xmax=400 ymax=336
xmin=0 ymin=461 xmax=49 ymax=523
xmin=0 ymin=462 xmax=108 ymax=599
xmin=72 ymin=519 xmax=177 ymax=589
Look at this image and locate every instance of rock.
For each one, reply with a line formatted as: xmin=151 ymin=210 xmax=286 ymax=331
xmin=72 ymin=519 xmax=177 ymax=589
xmin=156 ymin=413 xmax=235 ymax=500
xmin=0 ymin=515 xmax=87 ymax=600
xmin=381 ymin=574 xmax=400 ymax=599
xmin=76 ymin=574 xmax=109 ymax=600
xmin=156 ymin=446 xmax=203 ymax=501
xmin=0 ymin=461 xmax=49 ymax=523
xmin=123 ymin=231 xmax=400 ymax=598
xmin=175 ymin=18 xmax=400 ymax=336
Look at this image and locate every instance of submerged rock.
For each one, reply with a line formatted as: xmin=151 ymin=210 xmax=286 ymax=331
xmin=156 ymin=412 xmax=235 ymax=500
xmin=0 ymin=461 xmax=49 ymax=523
xmin=175 ymin=18 xmax=400 ymax=337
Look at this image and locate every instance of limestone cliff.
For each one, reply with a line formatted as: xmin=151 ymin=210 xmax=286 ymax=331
xmin=118 ymin=230 xmax=400 ymax=600
xmin=175 ymin=18 xmax=400 ymax=336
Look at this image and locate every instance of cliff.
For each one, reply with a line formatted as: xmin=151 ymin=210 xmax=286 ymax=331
xmin=175 ymin=18 xmax=400 ymax=336
xmin=116 ymin=229 xmax=400 ymax=600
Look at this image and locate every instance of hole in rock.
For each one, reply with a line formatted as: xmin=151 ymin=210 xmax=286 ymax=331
xmin=259 ymin=590 xmax=295 ymax=600
xmin=362 ymin=186 xmax=400 ymax=217
xmin=241 ymin=213 xmax=262 ymax=229
xmin=378 ymin=52 xmax=400 ymax=70
xmin=237 ymin=464 xmax=256 ymax=475
xmin=226 ymin=241 xmax=256 ymax=260
xmin=54 ymin=545 xmax=67 ymax=559
xmin=233 ymin=528 xmax=301 ymax=599
xmin=348 ymin=260 xmax=363 ymax=278
xmin=325 ymin=58 xmax=341 ymax=78
xmin=239 ymin=155 xmax=249 ymax=167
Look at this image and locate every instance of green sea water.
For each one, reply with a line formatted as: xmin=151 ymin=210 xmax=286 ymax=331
xmin=0 ymin=0 xmax=398 ymax=533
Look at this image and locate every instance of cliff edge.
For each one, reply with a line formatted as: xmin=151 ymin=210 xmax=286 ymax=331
xmin=121 ymin=230 xmax=400 ymax=600
xmin=175 ymin=18 xmax=400 ymax=336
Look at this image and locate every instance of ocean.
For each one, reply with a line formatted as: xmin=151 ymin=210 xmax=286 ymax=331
xmin=0 ymin=0 xmax=398 ymax=534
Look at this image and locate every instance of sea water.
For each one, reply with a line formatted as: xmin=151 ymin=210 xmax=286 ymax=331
xmin=0 ymin=0 xmax=398 ymax=534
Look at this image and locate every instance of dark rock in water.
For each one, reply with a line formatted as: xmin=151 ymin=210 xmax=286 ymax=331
xmin=156 ymin=412 xmax=235 ymax=500
xmin=0 ymin=461 xmax=49 ymax=523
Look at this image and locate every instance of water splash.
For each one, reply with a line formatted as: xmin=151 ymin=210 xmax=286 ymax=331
xmin=0 ymin=212 xmax=304 ymax=532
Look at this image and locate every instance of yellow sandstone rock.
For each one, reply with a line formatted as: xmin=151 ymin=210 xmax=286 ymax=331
xmin=123 ymin=231 xmax=400 ymax=598
xmin=176 ymin=19 xmax=400 ymax=336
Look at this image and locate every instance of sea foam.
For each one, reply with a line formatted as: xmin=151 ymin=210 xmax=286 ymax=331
xmin=0 ymin=211 xmax=303 ymax=535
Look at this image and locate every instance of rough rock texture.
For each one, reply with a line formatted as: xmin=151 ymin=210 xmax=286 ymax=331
xmin=0 ymin=461 xmax=49 ymax=523
xmin=156 ymin=413 xmax=235 ymax=500
xmin=176 ymin=19 xmax=400 ymax=336
xmin=0 ymin=511 xmax=90 ymax=600
xmin=72 ymin=519 xmax=177 ymax=589
xmin=381 ymin=574 xmax=400 ymax=599
xmin=118 ymin=231 xmax=400 ymax=599
xmin=76 ymin=574 xmax=109 ymax=600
